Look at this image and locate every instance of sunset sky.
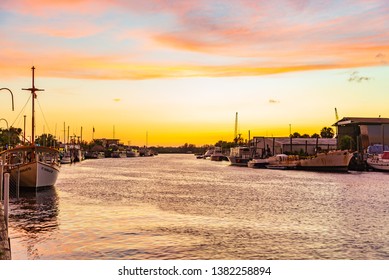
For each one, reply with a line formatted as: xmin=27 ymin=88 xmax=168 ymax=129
xmin=0 ymin=0 xmax=388 ymax=146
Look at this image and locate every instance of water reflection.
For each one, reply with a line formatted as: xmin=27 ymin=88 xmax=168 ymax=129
xmin=9 ymin=188 xmax=59 ymax=259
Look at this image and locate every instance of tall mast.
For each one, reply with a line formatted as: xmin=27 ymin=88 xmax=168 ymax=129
xmin=22 ymin=66 xmax=44 ymax=145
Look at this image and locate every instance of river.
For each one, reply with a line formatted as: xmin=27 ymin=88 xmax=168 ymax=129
xmin=8 ymin=154 xmax=389 ymax=259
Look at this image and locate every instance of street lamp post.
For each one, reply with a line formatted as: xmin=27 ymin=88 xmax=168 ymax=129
xmin=0 ymin=88 xmax=15 ymax=111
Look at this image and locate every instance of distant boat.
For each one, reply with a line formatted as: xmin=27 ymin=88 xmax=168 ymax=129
xmin=0 ymin=66 xmax=60 ymax=188
xmin=367 ymin=151 xmax=389 ymax=171
xmin=227 ymin=146 xmax=251 ymax=166
xmin=85 ymin=151 xmax=105 ymax=159
xmin=112 ymin=150 xmax=127 ymax=158
xmin=210 ymin=147 xmax=228 ymax=161
xmin=60 ymin=151 xmax=73 ymax=164
xmin=126 ymin=148 xmax=139 ymax=157
xmin=196 ymin=148 xmax=215 ymax=159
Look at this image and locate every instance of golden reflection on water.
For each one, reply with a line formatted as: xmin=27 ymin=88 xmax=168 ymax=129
xmin=8 ymin=154 xmax=389 ymax=259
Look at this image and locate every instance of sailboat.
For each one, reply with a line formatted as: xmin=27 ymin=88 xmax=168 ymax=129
xmin=0 ymin=67 xmax=60 ymax=188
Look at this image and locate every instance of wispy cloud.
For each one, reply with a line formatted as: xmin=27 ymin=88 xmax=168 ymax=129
xmin=348 ymin=71 xmax=373 ymax=83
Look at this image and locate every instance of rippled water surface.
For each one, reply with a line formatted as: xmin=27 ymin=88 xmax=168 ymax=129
xmin=8 ymin=154 xmax=389 ymax=259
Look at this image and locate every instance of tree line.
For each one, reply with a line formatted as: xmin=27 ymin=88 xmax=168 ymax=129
xmin=0 ymin=126 xmax=337 ymax=153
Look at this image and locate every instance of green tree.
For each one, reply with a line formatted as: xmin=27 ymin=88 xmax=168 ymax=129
xmin=320 ymin=127 xmax=335 ymax=138
xmin=234 ymin=133 xmax=245 ymax=145
xmin=339 ymin=135 xmax=356 ymax=151
xmin=311 ymin=133 xmax=320 ymax=138
xmin=215 ymin=140 xmax=236 ymax=149
xmin=291 ymin=132 xmax=301 ymax=138
xmin=0 ymin=127 xmax=22 ymax=148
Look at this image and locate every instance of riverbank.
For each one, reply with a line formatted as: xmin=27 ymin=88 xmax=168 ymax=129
xmin=0 ymin=204 xmax=11 ymax=260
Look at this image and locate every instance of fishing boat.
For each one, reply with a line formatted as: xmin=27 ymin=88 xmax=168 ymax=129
xmin=367 ymin=151 xmax=389 ymax=171
xmin=298 ymin=150 xmax=353 ymax=172
xmin=266 ymin=150 xmax=353 ymax=172
xmin=227 ymin=146 xmax=251 ymax=166
xmin=0 ymin=66 xmax=60 ymax=188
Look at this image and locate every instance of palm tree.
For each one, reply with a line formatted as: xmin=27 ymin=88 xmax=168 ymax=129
xmin=35 ymin=133 xmax=58 ymax=147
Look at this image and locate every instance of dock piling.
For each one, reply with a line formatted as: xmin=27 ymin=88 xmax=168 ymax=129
xmin=4 ymin=173 xmax=9 ymax=229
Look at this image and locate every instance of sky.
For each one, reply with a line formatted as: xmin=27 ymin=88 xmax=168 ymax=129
xmin=0 ymin=0 xmax=388 ymax=146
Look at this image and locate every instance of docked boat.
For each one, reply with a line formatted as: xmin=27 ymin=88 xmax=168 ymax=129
xmin=84 ymin=151 xmax=105 ymax=159
xmin=266 ymin=150 xmax=353 ymax=172
xmin=227 ymin=146 xmax=251 ymax=166
xmin=196 ymin=148 xmax=215 ymax=159
xmin=298 ymin=150 xmax=353 ymax=172
xmin=112 ymin=150 xmax=127 ymax=158
xmin=367 ymin=151 xmax=389 ymax=171
xmin=1 ymin=145 xmax=60 ymax=188
xmin=126 ymin=148 xmax=140 ymax=157
xmin=266 ymin=154 xmax=299 ymax=170
xmin=247 ymin=158 xmax=269 ymax=168
xmin=60 ymin=151 xmax=73 ymax=164
xmin=0 ymin=66 xmax=60 ymax=188
xmin=210 ymin=147 xmax=228 ymax=161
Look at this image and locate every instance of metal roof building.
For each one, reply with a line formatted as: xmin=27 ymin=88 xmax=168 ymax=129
xmin=333 ymin=117 xmax=389 ymax=152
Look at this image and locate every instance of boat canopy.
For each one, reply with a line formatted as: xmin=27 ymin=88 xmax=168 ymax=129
xmin=367 ymin=144 xmax=389 ymax=154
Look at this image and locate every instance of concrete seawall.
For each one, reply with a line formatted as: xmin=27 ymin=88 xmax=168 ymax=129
xmin=0 ymin=204 xmax=11 ymax=260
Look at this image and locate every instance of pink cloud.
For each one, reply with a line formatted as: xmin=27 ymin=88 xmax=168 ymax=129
xmin=0 ymin=0 xmax=109 ymax=16
xmin=0 ymin=0 xmax=388 ymax=80
xmin=22 ymin=21 xmax=107 ymax=39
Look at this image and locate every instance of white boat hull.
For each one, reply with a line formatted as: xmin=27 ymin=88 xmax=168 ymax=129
xmin=11 ymin=161 xmax=60 ymax=188
xmin=227 ymin=156 xmax=250 ymax=166
xmin=367 ymin=161 xmax=389 ymax=171
xmin=61 ymin=156 xmax=72 ymax=164
xmin=367 ymin=152 xmax=389 ymax=171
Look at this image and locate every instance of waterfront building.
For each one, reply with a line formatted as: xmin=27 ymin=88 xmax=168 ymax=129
xmin=251 ymin=137 xmax=337 ymax=158
xmin=333 ymin=117 xmax=389 ymax=152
